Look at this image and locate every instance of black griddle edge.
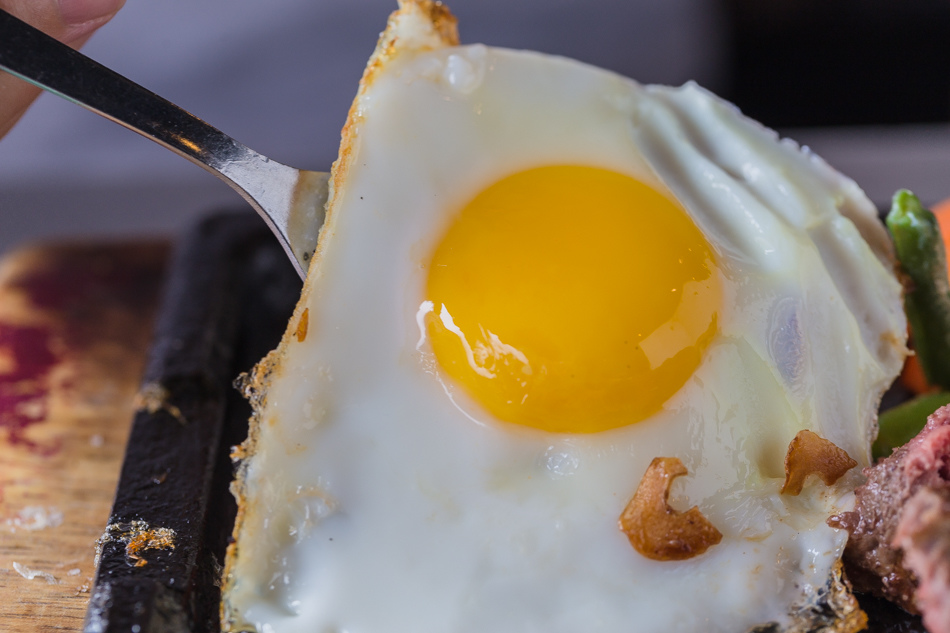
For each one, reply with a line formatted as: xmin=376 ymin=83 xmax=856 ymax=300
xmin=83 ymin=212 xmax=301 ymax=633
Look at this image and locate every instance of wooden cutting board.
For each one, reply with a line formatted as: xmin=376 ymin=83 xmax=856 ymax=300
xmin=0 ymin=241 xmax=168 ymax=632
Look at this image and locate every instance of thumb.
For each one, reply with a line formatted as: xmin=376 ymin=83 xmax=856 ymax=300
xmin=0 ymin=0 xmax=126 ymax=137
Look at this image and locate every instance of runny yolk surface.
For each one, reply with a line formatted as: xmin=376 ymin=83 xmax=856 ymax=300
xmin=424 ymin=165 xmax=721 ymax=433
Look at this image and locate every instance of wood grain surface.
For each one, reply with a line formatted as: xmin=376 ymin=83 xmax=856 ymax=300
xmin=0 ymin=241 xmax=168 ymax=632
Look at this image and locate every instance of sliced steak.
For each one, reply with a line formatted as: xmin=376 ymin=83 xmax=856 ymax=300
xmin=894 ymin=487 xmax=950 ymax=633
xmin=828 ymin=404 xmax=950 ymax=615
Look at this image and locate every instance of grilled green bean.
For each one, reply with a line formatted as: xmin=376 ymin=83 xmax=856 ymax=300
xmin=886 ymin=190 xmax=950 ymax=390
xmin=874 ymin=391 xmax=950 ymax=459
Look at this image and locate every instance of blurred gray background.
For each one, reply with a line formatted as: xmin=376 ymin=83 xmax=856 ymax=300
xmin=3 ymin=0 xmax=950 ymax=255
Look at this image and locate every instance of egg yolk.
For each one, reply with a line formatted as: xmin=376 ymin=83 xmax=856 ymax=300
xmin=424 ymin=165 xmax=721 ymax=433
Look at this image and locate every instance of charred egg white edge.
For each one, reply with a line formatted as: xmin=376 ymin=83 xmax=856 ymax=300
xmin=222 ymin=2 xmax=907 ymax=632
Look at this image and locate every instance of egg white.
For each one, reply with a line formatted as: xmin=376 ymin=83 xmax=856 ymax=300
xmin=222 ymin=3 xmax=907 ymax=632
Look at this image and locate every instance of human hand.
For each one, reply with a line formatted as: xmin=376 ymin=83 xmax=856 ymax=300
xmin=0 ymin=0 xmax=125 ymax=138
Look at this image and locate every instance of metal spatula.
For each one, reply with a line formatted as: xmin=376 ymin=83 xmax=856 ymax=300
xmin=0 ymin=8 xmax=326 ymax=279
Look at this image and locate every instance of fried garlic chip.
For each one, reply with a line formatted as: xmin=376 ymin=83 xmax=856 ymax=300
xmin=781 ymin=430 xmax=857 ymax=496
xmin=619 ymin=457 xmax=722 ymax=561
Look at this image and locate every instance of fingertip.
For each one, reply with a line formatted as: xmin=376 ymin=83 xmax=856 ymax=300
xmin=58 ymin=0 xmax=124 ymax=42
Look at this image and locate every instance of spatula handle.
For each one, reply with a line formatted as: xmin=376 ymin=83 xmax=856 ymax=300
xmin=0 ymin=9 xmax=325 ymax=279
xmin=0 ymin=9 xmax=257 ymax=176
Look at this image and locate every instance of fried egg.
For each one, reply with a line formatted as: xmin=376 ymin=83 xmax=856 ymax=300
xmin=221 ymin=2 xmax=908 ymax=631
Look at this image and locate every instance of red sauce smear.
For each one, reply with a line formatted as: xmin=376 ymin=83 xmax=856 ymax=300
xmin=0 ymin=322 xmax=61 ymax=455
xmin=0 ymin=242 xmax=168 ymax=457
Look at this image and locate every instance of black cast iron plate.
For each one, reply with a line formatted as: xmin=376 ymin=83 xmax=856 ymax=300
xmin=83 ymin=211 xmax=301 ymax=633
